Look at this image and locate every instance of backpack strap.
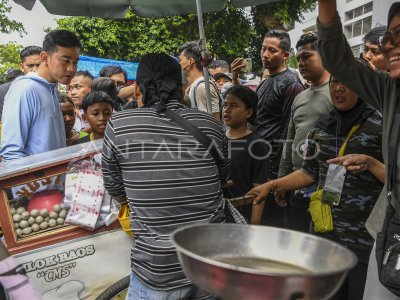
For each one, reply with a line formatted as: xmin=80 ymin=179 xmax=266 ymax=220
xmin=190 ymin=79 xmax=223 ymax=112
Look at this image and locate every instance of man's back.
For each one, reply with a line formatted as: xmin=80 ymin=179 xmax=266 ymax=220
xmin=102 ymin=100 xmax=228 ymax=289
xmin=189 ymin=77 xmax=221 ymax=115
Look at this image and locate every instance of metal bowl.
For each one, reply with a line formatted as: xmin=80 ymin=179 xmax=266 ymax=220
xmin=172 ymin=224 xmax=357 ymax=300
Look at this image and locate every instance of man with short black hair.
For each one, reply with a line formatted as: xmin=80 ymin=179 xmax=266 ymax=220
xmin=362 ymin=26 xmax=388 ymax=71
xmin=0 ymin=46 xmax=43 ymax=119
xmin=232 ymin=29 xmax=304 ymax=227
xmin=67 ymin=70 xmax=93 ymax=132
xmin=19 ymin=46 xmax=42 ymax=74
xmin=0 ymin=30 xmax=81 ymax=160
xmin=179 ymin=41 xmax=221 ymax=121
xmin=99 ymin=65 xmax=135 ymax=108
xmin=99 ymin=65 xmax=128 ymax=89
xmin=277 ymin=32 xmax=332 ymax=232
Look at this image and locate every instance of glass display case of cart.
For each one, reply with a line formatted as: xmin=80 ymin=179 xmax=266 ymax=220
xmin=0 ymin=140 xmax=118 ymax=254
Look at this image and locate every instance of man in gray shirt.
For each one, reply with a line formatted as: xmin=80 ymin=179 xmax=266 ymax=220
xmin=277 ymin=32 xmax=332 ymax=232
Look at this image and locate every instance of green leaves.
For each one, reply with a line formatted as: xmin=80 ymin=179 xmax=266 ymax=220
xmin=0 ymin=42 xmax=22 ymax=81
xmin=0 ymin=0 xmax=25 ymax=36
xmin=54 ymin=1 xmax=315 ymax=74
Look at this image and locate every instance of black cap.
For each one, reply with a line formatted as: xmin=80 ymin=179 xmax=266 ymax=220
xmin=213 ymin=72 xmax=232 ymax=81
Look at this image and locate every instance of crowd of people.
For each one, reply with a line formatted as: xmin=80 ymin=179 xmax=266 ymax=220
xmin=0 ymin=0 xmax=400 ymax=299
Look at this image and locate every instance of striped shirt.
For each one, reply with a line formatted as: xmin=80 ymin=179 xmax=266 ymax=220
xmin=102 ymin=100 xmax=229 ymax=290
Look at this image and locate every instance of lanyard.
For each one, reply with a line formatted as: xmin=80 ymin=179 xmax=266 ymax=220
xmin=337 ymin=123 xmax=361 ymax=157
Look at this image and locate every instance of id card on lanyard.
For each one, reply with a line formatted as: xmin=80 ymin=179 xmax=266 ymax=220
xmin=322 ymin=124 xmax=360 ymax=206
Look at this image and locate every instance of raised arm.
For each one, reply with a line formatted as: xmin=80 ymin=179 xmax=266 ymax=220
xmin=317 ymin=0 xmax=390 ymax=112
xmin=318 ymin=0 xmax=337 ymax=25
xmin=231 ymin=58 xmax=245 ymax=86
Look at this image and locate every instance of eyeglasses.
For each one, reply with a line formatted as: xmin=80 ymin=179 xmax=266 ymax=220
xmin=379 ymin=27 xmax=400 ymax=52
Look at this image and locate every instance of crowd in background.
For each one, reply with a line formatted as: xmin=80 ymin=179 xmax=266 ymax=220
xmin=1 ymin=1 xmax=400 ymax=299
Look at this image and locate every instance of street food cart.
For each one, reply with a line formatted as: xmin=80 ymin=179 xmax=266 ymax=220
xmin=0 ymin=141 xmax=132 ymax=299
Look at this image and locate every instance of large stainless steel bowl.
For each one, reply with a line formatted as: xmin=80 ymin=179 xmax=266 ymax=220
xmin=172 ymin=224 xmax=357 ymax=300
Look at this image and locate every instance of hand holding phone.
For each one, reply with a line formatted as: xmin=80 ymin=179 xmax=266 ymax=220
xmin=241 ymin=58 xmax=252 ymax=73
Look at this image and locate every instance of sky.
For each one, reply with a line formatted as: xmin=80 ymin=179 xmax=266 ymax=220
xmin=0 ymin=1 xmax=60 ymax=47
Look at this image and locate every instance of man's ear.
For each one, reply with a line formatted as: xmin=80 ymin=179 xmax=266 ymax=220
xmin=40 ymin=51 xmax=49 ymax=65
xmin=19 ymin=63 xmax=24 ymax=72
xmin=246 ymin=107 xmax=254 ymax=120
xmin=282 ymin=50 xmax=290 ymax=62
xmin=82 ymin=113 xmax=88 ymax=122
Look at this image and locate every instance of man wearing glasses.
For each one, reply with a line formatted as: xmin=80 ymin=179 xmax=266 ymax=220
xmin=99 ymin=65 xmax=127 ymax=90
xmin=317 ymin=1 xmax=400 ymax=299
xmin=99 ymin=65 xmax=136 ymax=110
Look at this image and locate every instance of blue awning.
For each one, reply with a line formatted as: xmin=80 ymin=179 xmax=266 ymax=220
xmin=77 ymin=55 xmax=138 ymax=80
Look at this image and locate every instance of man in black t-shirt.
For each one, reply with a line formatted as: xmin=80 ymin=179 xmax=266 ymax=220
xmin=232 ymin=30 xmax=304 ymax=227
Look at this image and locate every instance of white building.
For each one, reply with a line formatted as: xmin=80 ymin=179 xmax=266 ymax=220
xmin=288 ymin=0 xmax=397 ymax=57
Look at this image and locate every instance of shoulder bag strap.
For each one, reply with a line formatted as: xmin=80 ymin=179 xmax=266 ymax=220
xmin=387 ymin=99 xmax=400 ymax=205
xmin=190 ymin=79 xmax=204 ymax=108
xmin=338 ymin=108 xmax=376 ymax=157
xmin=338 ymin=123 xmax=361 ymax=157
xmin=159 ymin=106 xmax=223 ymax=166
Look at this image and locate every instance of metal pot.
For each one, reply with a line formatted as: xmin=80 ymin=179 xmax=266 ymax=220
xmin=172 ymin=224 xmax=357 ymax=300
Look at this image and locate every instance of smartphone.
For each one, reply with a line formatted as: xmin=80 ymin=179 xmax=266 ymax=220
xmin=241 ymin=58 xmax=252 ymax=73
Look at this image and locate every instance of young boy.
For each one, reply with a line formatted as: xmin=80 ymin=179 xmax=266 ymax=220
xmin=73 ymin=91 xmax=113 ymax=144
xmin=222 ymin=85 xmax=268 ymax=224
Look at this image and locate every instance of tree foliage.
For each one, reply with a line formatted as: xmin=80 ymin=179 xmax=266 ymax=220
xmin=249 ymin=0 xmax=316 ymax=71
xmin=0 ymin=42 xmax=22 ymax=75
xmin=252 ymin=0 xmax=316 ymax=30
xmin=0 ymin=0 xmax=25 ymax=35
xmin=55 ymin=1 xmax=315 ymax=73
xmin=55 ymin=4 xmax=254 ymax=65
xmin=0 ymin=42 xmax=22 ymax=80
